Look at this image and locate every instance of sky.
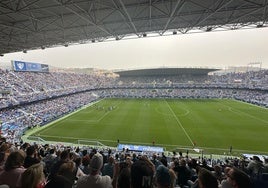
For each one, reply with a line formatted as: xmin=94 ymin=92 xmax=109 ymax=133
xmin=1 ymin=27 xmax=268 ymax=70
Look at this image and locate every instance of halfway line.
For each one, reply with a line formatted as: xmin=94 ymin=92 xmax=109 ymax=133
xmin=165 ymin=100 xmax=194 ymax=146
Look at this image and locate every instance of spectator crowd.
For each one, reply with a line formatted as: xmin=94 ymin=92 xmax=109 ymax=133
xmin=0 ymin=68 xmax=268 ymax=187
xmin=0 ymin=137 xmax=267 ymax=188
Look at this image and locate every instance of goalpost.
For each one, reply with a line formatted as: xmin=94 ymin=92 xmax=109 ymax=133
xmin=26 ymin=136 xmax=46 ymax=144
xmin=77 ymin=139 xmax=107 ymax=147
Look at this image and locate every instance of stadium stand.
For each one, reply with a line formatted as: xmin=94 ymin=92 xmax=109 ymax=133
xmin=0 ymin=68 xmax=268 ymax=143
xmin=0 ymin=67 xmax=268 ymax=187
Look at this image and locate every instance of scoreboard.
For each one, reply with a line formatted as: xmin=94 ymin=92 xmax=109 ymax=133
xmin=12 ymin=60 xmax=49 ymax=72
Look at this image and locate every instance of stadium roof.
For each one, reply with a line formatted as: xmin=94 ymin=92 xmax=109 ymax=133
xmin=115 ymin=68 xmax=219 ymax=77
xmin=0 ymin=0 xmax=267 ymax=55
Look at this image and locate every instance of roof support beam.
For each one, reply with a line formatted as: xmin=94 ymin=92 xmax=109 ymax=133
xmin=117 ymin=0 xmax=139 ymax=35
xmin=54 ymin=0 xmax=113 ymax=36
xmin=161 ymin=0 xmax=185 ymax=35
xmin=194 ymin=0 xmax=234 ymax=27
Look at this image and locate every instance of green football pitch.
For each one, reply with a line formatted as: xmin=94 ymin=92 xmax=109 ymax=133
xmin=29 ymin=98 xmax=268 ymax=155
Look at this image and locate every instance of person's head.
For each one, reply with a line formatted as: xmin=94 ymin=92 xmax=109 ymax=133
xmin=4 ymin=151 xmax=25 ymax=171
xmin=82 ymin=155 xmax=90 ymax=166
xmin=252 ymin=156 xmax=260 ymax=162
xmin=58 ymin=161 xmax=76 ymax=175
xmin=0 ymin=142 xmax=10 ymax=153
xmin=45 ymin=162 xmax=75 ymax=188
xmin=60 ymin=150 xmax=70 ymax=161
xmin=21 ymin=163 xmax=45 ymax=188
xmin=155 ymin=165 xmax=171 ymax=188
xmin=49 ymin=148 xmax=55 ymax=155
xmin=26 ymin=145 xmax=37 ymax=156
xmin=90 ymin=152 xmax=103 ymax=174
xmin=108 ymin=155 xmax=115 ymax=164
xmin=198 ymin=167 xmax=218 ymax=188
xmin=118 ymin=167 xmax=131 ymax=188
xmin=214 ymin=165 xmax=222 ymax=173
xmin=179 ymin=159 xmax=187 ymax=167
xmin=131 ymin=157 xmax=155 ymax=188
xmin=226 ymin=167 xmax=251 ymax=188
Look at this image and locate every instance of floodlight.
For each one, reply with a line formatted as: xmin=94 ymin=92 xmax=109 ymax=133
xmin=206 ymin=27 xmax=212 ymax=32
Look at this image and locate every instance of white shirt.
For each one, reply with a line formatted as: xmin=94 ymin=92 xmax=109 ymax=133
xmin=76 ymin=174 xmax=113 ymax=188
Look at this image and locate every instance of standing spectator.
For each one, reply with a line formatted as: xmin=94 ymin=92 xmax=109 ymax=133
xmin=131 ymin=156 xmax=155 ymax=188
xmin=0 ymin=151 xmax=26 ymax=188
xmin=246 ymin=156 xmax=263 ymax=178
xmin=154 ymin=165 xmax=171 ymax=188
xmin=21 ymin=163 xmax=46 ymax=188
xmin=263 ymin=158 xmax=268 ymax=173
xmin=225 ymin=167 xmax=251 ymax=188
xmin=212 ymin=164 xmax=224 ymax=183
xmin=117 ymin=165 xmax=131 ymax=188
xmin=198 ymin=167 xmax=218 ymax=188
xmin=80 ymin=156 xmax=90 ymax=175
xmin=49 ymin=150 xmax=70 ymax=180
xmin=173 ymin=158 xmax=191 ymax=187
xmin=102 ymin=155 xmax=114 ymax=178
xmin=43 ymin=148 xmax=57 ymax=176
xmin=23 ymin=145 xmax=41 ymax=168
xmin=45 ymin=161 xmax=76 ymax=188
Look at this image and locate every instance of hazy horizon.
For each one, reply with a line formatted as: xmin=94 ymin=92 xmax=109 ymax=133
xmin=1 ymin=27 xmax=268 ymax=70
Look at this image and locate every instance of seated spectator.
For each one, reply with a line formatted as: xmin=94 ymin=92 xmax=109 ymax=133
xmin=0 ymin=151 xmax=26 ymax=188
xmin=21 ymin=163 xmax=46 ymax=188
xmin=76 ymin=152 xmax=113 ymax=188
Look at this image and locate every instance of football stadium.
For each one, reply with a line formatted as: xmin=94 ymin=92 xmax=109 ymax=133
xmin=1 ymin=1 xmax=268 ymax=188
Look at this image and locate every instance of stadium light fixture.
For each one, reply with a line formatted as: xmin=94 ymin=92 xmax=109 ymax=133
xmin=206 ymin=27 xmax=212 ymax=32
